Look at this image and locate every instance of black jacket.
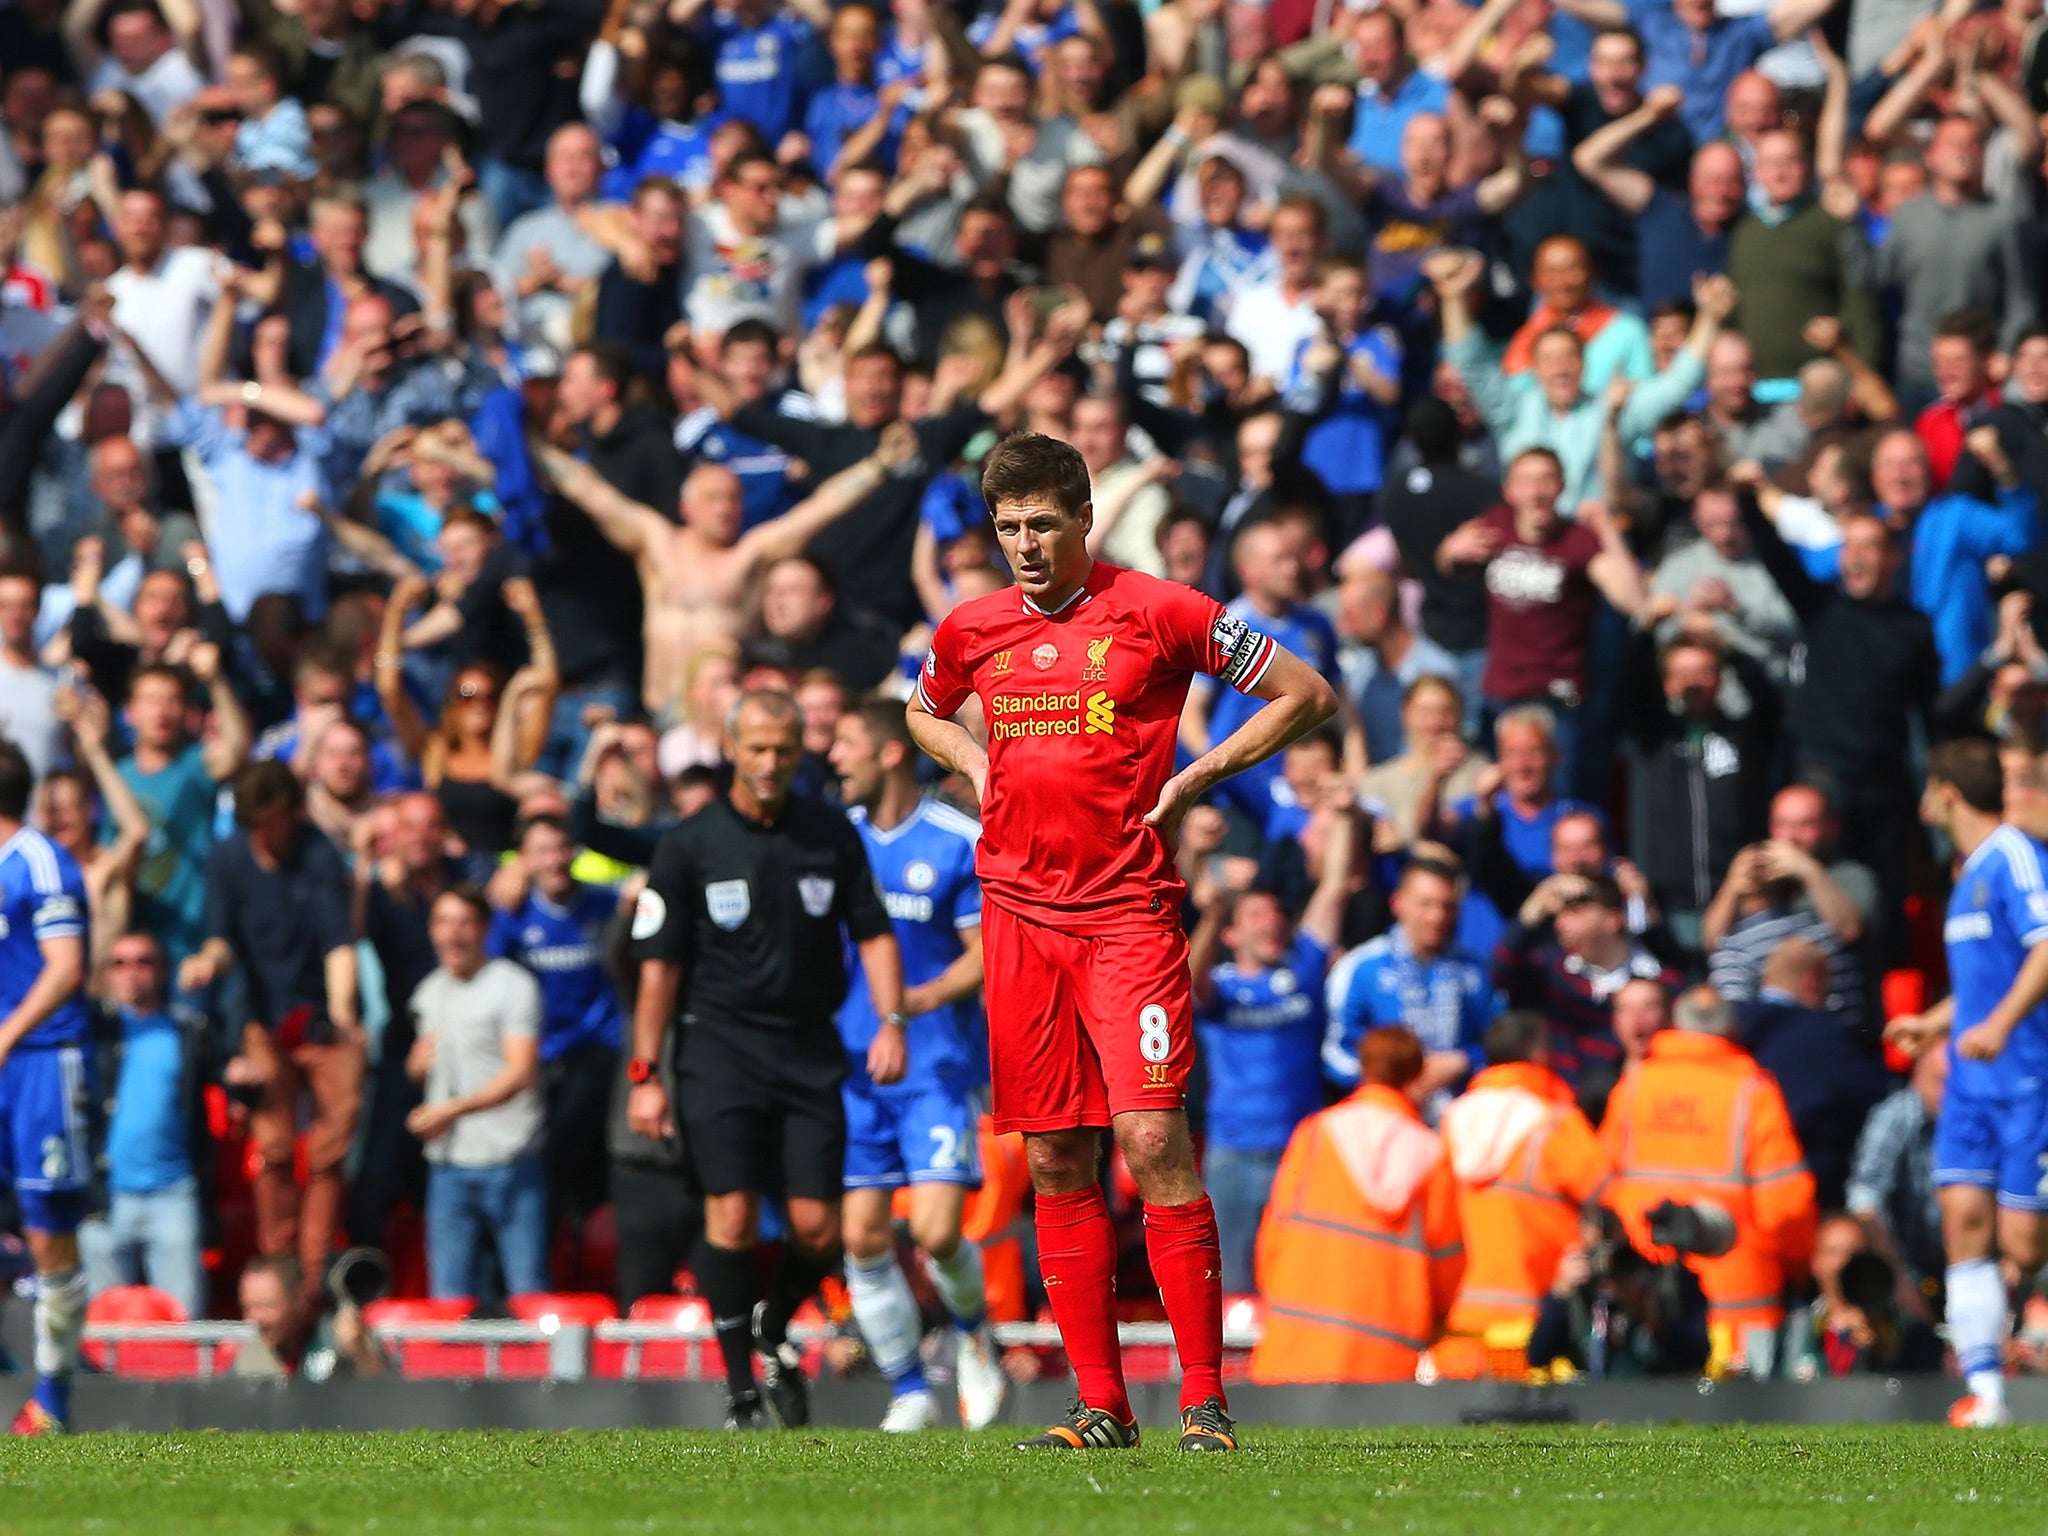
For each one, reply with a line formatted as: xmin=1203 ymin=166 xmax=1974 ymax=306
xmin=280 ymin=260 xmax=420 ymax=382
xmin=0 ymin=317 xmax=106 ymax=552
xmin=1739 ymin=997 xmax=1892 ymax=1209
xmin=1616 ymin=626 xmax=1778 ymax=918
xmin=1378 ymin=458 xmax=1498 ymax=655
xmin=1739 ymin=491 xmax=1937 ymax=786
xmin=593 ymin=259 xmax=684 ymax=386
xmin=733 ymin=401 xmax=990 ymax=629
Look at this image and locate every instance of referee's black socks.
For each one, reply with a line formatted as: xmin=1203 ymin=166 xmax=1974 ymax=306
xmin=759 ymin=1243 xmax=835 ymax=1351
xmin=697 ymin=1241 xmax=761 ymax=1398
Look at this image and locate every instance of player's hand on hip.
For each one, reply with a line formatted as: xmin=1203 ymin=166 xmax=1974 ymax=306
xmin=627 ymin=1081 xmax=674 ymax=1139
xmin=1142 ymin=768 xmax=1203 ymax=843
xmin=867 ymin=1022 xmax=907 ymax=1086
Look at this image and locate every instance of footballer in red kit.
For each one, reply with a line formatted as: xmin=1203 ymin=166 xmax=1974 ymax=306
xmin=907 ymin=433 xmax=1337 ymax=1455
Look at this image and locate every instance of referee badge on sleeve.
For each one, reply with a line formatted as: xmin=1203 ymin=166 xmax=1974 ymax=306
xmin=706 ymin=879 xmax=751 ymax=930
xmin=631 ymin=888 xmax=667 ymax=940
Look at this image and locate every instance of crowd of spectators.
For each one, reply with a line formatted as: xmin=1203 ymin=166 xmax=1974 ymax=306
xmin=1 ymin=0 xmax=2046 ymax=1383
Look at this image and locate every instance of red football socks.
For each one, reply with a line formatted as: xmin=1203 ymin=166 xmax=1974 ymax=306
xmin=1033 ymin=1185 xmax=1132 ymax=1422
xmin=1144 ymin=1196 xmax=1226 ymax=1411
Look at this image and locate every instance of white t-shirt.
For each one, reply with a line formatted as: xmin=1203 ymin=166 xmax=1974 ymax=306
xmin=1226 ymin=279 xmax=1320 ymax=388
xmin=0 ymin=660 xmax=63 ymax=783
xmin=412 ymin=958 xmax=544 ymax=1169
xmin=89 ymin=50 xmax=207 ymax=127
xmin=106 ymin=246 xmax=219 ymax=448
xmin=684 ymin=202 xmax=829 ymax=337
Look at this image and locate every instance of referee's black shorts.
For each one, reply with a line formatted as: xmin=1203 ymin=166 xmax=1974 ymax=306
xmin=674 ymin=1016 xmax=847 ymax=1202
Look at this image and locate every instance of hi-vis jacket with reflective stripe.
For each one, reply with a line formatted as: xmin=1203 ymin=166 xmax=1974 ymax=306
xmin=1440 ymin=1061 xmax=1613 ymax=1345
xmin=1599 ymin=1031 xmax=1818 ymax=1331
xmin=1250 ymin=1084 xmax=1464 ymax=1383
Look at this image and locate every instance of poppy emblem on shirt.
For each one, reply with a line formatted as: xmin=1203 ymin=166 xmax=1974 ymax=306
xmin=1032 ymin=643 xmax=1059 ymax=670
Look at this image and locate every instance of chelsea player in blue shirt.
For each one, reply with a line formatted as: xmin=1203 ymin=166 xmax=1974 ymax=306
xmin=1891 ymin=741 xmax=2048 ymax=1428
xmin=827 ymin=698 xmax=1009 ymax=1434
xmin=0 ymin=742 xmax=93 ymax=1434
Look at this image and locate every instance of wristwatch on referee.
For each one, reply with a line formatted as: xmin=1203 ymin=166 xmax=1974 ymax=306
xmin=881 ymin=1012 xmax=908 ymax=1029
xmin=626 ymin=1057 xmax=659 ymax=1085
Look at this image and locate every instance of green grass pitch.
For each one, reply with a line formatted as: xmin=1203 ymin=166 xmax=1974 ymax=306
xmin=7 ymin=1426 xmax=2048 ymax=1534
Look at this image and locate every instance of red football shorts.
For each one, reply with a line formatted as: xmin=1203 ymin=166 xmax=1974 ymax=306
xmin=980 ymin=901 xmax=1196 ymax=1135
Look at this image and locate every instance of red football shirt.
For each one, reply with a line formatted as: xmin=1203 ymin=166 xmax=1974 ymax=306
xmin=918 ymin=560 xmax=1277 ymax=931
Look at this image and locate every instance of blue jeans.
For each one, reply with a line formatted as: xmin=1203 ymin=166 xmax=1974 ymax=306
xmin=1205 ymin=1144 xmax=1284 ymax=1296
xmin=538 ymin=678 xmax=636 ymax=783
xmin=79 ymin=1177 xmax=205 ymax=1320
xmin=425 ymin=1151 xmax=550 ymax=1302
xmin=477 ymin=158 xmax=550 ymax=237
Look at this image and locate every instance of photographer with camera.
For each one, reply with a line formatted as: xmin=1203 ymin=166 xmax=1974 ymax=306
xmin=1527 ymin=1206 xmax=1712 ymax=1379
xmin=232 ymin=1250 xmax=392 ymax=1381
xmin=1601 ymin=984 xmax=1818 ymax=1365
xmin=1793 ymin=1213 xmax=1944 ymax=1376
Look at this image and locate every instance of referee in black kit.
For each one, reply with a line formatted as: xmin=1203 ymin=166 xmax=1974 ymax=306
xmin=626 ymin=689 xmax=906 ymax=1431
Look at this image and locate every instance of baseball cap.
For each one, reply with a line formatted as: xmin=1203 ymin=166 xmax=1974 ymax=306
xmin=1128 ymin=231 xmax=1173 ymax=269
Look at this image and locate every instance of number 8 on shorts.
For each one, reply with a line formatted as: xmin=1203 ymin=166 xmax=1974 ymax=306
xmin=1139 ymin=1004 xmax=1173 ymax=1064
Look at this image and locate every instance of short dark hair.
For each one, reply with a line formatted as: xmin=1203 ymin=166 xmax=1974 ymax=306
xmin=0 ymin=740 xmax=32 ymax=820
xmin=1933 ymin=308 xmax=1997 ymax=355
xmin=233 ymin=759 xmax=304 ymax=826
xmin=514 ymin=811 xmax=569 ymax=846
xmin=1929 ymin=738 xmax=2004 ymax=815
xmin=575 ymin=341 xmax=634 ymax=397
xmin=1483 ymin=1010 xmax=1549 ymax=1066
xmin=981 ymin=432 xmax=1092 ymax=520
xmin=721 ymin=147 xmax=777 ymax=185
xmin=127 ymin=661 xmax=189 ymax=705
xmin=851 ymin=696 xmax=915 ymax=759
xmin=721 ymin=317 xmax=781 ymax=355
xmin=433 ymin=883 xmax=492 ymax=924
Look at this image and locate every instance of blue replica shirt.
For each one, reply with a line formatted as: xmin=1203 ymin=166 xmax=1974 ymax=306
xmin=964 ymin=4 xmax=1078 ymax=71
xmin=1197 ymin=932 xmax=1329 ymax=1153
xmin=1944 ymin=824 xmax=2048 ymax=1101
xmin=1191 ymin=598 xmax=1338 ymax=818
xmin=804 ymin=81 xmax=904 ymax=175
xmin=1322 ymin=925 xmax=1496 ymax=1089
xmin=677 ymin=402 xmax=804 ymax=529
xmin=373 ymin=487 xmax=503 ymax=575
xmin=600 ymin=113 xmax=719 ymax=203
xmin=1450 ymin=791 xmax=1607 ymax=881
xmin=701 ymin=10 xmax=812 ymax=144
xmin=487 ymin=884 xmax=626 ymax=1062
xmin=1347 ymin=68 xmax=1451 ymax=174
xmin=1287 ymin=325 xmax=1403 ymax=497
xmin=1168 ymin=225 xmax=1272 ymax=328
xmin=0 ymin=828 xmax=89 ymax=1049
xmin=837 ymin=799 xmax=984 ymax=1096
xmin=106 ymin=1007 xmax=191 ymax=1193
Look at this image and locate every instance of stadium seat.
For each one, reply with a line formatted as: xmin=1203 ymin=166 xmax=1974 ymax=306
xmin=84 ymin=1285 xmax=199 ymax=1377
xmin=365 ymin=1296 xmax=488 ymax=1378
xmin=490 ymin=1295 xmax=613 ymax=1379
xmin=508 ymin=1291 xmax=619 ymax=1327
xmin=1881 ymin=969 xmax=1926 ymax=1073
xmin=592 ymin=1295 xmax=712 ymax=1379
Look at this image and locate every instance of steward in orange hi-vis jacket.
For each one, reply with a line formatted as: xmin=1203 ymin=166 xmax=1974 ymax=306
xmin=1435 ymin=1012 xmax=1613 ymax=1378
xmin=1600 ymin=986 xmax=1818 ymax=1337
xmin=1251 ymin=1027 xmax=1463 ymax=1383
